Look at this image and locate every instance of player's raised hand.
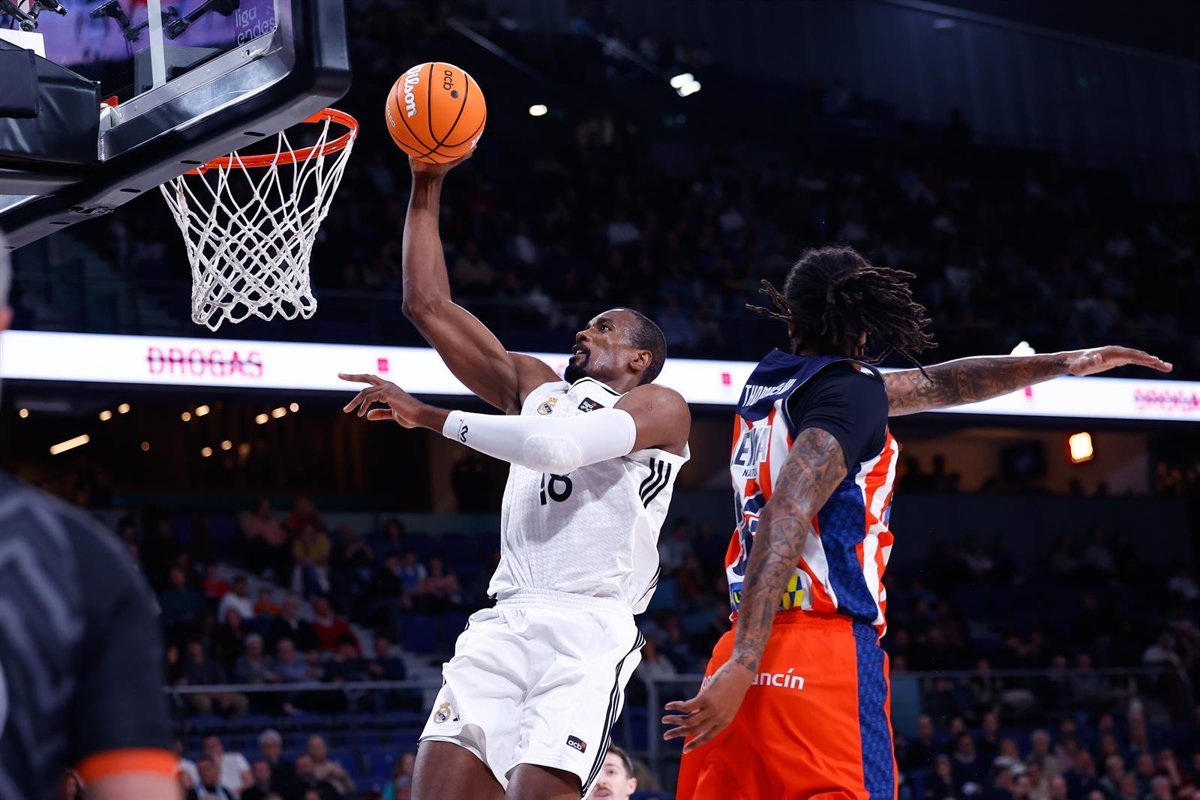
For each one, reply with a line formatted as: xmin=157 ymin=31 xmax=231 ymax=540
xmin=1064 ymin=346 xmax=1172 ymax=376
xmin=409 ymin=151 xmax=473 ymax=177
xmin=339 ymin=373 xmax=428 ymax=427
xmin=662 ymin=661 xmax=755 ymax=753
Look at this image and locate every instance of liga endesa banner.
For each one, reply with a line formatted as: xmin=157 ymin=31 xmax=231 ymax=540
xmin=1 ymin=330 xmax=1199 ymax=422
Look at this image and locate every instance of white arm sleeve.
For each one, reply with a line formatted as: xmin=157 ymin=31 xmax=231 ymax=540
xmin=442 ymin=407 xmax=638 ymax=473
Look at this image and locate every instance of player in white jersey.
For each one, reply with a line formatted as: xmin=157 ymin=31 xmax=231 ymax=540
xmin=340 ymin=153 xmax=691 ymax=800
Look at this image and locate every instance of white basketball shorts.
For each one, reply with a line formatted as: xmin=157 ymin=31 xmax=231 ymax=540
xmin=418 ymin=588 xmax=644 ymax=793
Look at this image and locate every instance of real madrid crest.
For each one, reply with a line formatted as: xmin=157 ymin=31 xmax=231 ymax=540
xmin=434 ymin=702 xmax=453 ymax=723
xmin=537 ymin=396 xmax=559 ymax=415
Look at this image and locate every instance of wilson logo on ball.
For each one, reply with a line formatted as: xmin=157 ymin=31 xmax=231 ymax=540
xmin=402 ymin=65 xmax=422 ymax=118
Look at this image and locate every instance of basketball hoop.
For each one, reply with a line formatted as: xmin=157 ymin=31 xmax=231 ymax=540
xmin=160 ymin=109 xmax=358 ymax=330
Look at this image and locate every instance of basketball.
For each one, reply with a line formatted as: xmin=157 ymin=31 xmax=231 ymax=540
xmin=386 ymin=62 xmax=487 ymax=164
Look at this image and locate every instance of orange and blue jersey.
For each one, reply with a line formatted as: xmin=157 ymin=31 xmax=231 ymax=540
xmin=679 ymin=350 xmax=900 ymax=800
xmin=725 ymin=350 xmax=899 ymax=634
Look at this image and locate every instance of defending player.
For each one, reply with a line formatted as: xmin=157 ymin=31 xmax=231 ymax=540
xmin=664 ymin=245 xmax=1171 ymax=800
xmin=340 ymin=154 xmax=690 ymax=800
xmin=0 ymin=238 xmax=178 ymax=799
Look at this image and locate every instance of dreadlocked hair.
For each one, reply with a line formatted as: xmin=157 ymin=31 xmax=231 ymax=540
xmin=748 ymin=245 xmax=937 ymax=366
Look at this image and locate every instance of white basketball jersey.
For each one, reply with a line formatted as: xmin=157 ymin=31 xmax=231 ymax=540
xmin=487 ymin=377 xmax=689 ymax=614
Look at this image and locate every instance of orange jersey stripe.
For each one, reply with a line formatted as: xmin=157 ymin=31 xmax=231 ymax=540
xmin=77 ymin=749 xmax=179 ymax=783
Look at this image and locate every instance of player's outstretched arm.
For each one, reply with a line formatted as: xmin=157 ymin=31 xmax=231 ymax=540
xmin=340 ymin=375 xmax=690 ymax=467
xmin=662 ymin=428 xmax=847 ymax=752
xmin=884 ymin=346 xmax=1172 ymax=416
xmin=402 ymin=157 xmax=557 ymax=414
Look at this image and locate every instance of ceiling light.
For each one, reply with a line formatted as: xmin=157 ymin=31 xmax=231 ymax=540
xmin=181 ymin=411 xmax=192 ymax=422
xmin=220 ymin=440 xmax=233 ymax=451
xmin=117 ymin=403 xmax=131 ymax=414
xmin=528 ymin=104 xmax=548 ymax=117
xmin=201 ymin=446 xmax=213 ymax=458
xmin=669 ymin=73 xmax=694 ymax=89
xmin=99 ymin=410 xmax=113 ymax=421
xmin=271 ymin=407 xmax=287 ymax=419
xmin=195 ymin=405 xmax=210 ymax=417
xmin=140 ymin=441 xmax=151 ymax=452
xmin=18 ymin=408 xmax=29 ymax=419
xmin=1068 ymin=432 xmax=1094 ymax=464
xmin=255 ymin=413 xmax=269 ymax=425
xmin=50 ymin=434 xmax=90 ymax=455
xmin=289 ymin=402 xmax=300 ymax=412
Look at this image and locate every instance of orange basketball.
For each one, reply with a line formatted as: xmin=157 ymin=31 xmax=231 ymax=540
xmin=385 ymin=62 xmax=487 ymax=164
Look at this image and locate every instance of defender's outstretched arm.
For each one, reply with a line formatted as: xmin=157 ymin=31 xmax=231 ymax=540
xmin=885 ymin=346 xmax=1171 ymax=416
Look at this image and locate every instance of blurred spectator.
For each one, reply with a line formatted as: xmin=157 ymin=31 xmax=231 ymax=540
xmin=270 ymin=595 xmax=320 ymax=653
xmin=242 ymin=761 xmax=274 ymax=800
xmin=310 ymin=596 xmax=354 ymax=653
xmin=292 ymin=524 xmax=332 ymax=598
xmin=255 ymin=588 xmax=282 ymax=617
xmin=187 ymin=754 xmax=235 ymax=800
xmin=257 ymin=730 xmax=297 ymax=796
xmin=160 ymin=565 xmax=204 ymax=631
xmin=321 ymin=636 xmax=368 ymax=684
xmin=241 ymin=498 xmax=291 ymax=579
xmin=413 ymin=557 xmax=463 ymax=610
xmin=201 ymin=563 xmax=231 ymax=599
xmin=952 ymin=732 xmax=988 ymax=790
xmin=212 ymin=609 xmax=249 ymax=674
xmin=273 ymin=639 xmax=320 ymax=684
xmin=927 ymin=754 xmax=957 ymax=800
xmin=904 ymin=714 xmax=940 ymax=773
xmin=306 ymin=736 xmax=356 ymax=797
xmin=203 ymin=735 xmax=252 ymax=797
xmin=57 ymin=770 xmax=84 ymax=800
xmin=217 ymin=576 xmax=256 ymax=621
xmin=234 ymin=634 xmax=275 ymax=685
xmin=181 ymin=640 xmax=248 ymax=717
xmin=291 ymin=754 xmax=339 ymax=800
xmin=397 ymin=549 xmax=427 ymax=596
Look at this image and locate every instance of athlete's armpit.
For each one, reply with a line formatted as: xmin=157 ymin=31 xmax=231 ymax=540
xmin=729 ymin=427 xmax=847 ymax=673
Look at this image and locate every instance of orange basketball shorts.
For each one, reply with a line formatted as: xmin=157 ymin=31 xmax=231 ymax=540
xmin=675 ymin=612 xmax=897 ymax=800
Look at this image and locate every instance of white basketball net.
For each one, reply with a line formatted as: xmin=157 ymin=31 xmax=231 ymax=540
xmin=160 ymin=111 xmax=357 ymax=330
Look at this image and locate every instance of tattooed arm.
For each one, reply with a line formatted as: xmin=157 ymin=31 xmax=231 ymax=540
xmin=662 ymin=427 xmax=848 ymax=752
xmin=885 ymin=346 xmax=1172 ymax=417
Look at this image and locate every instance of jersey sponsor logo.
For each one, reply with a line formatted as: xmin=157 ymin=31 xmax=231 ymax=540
xmin=731 ymin=427 xmax=771 ymax=479
xmin=433 ymin=702 xmax=455 ymax=723
xmin=566 ymin=735 xmax=588 ymax=753
xmin=727 ymin=573 xmax=805 ymax=612
xmin=577 ymin=398 xmax=603 ymax=413
xmin=700 ymin=668 xmax=805 ymax=694
xmin=537 ymin=396 xmax=559 ymax=415
xmin=740 ymin=378 xmax=797 ymax=407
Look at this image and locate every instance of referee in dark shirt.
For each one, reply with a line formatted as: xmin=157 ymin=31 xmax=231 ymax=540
xmin=0 ymin=236 xmax=178 ymax=798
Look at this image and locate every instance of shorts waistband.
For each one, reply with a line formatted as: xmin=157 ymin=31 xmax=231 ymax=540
xmin=494 ymin=588 xmax=632 ymax=615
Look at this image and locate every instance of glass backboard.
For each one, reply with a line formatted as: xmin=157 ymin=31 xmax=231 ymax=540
xmin=0 ymin=0 xmax=350 ymax=249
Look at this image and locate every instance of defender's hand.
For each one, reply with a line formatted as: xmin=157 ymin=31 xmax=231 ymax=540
xmin=339 ymin=373 xmax=428 ymax=428
xmin=662 ymin=661 xmax=755 ymax=753
xmin=1064 ymin=346 xmax=1172 ymax=376
xmin=409 ymin=151 xmax=473 ymax=176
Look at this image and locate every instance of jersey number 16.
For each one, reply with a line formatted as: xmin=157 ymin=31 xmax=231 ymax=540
xmin=539 ymin=473 xmax=573 ymax=505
